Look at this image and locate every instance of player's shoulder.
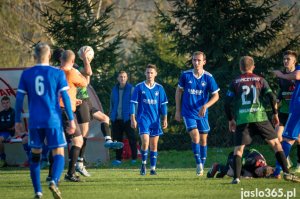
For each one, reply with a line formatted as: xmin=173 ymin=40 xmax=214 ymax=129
xmin=135 ymin=81 xmax=144 ymax=87
xmin=182 ymin=69 xmax=193 ymax=74
xmin=203 ymin=70 xmax=213 ymax=77
xmin=154 ymin=82 xmax=165 ymax=89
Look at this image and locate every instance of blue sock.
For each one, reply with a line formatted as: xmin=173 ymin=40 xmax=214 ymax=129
xmin=141 ymin=149 xmax=148 ymax=164
xmin=23 ymin=143 xmax=30 ymax=159
xmin=29 ymin=152 xmax=41 ymax=193
xmin=51 ymin=154 xmax=65 ymax=185
xmin=282 ymin=141 xmax=292 ymax=157
xmin=200 ymin=145 xmax=207 ymax=167
xmin=274 ymin=141 xmax=292 ymax=175
xmin=41 ymin=144 xmax=49 ymax=161
xmin=150 ymin=151 xmax=158 ymax=170
xmin=192 ymin=142 xmax=201 ymax=165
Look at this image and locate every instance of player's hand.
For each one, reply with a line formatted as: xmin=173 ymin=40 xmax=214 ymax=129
xmin=81 ymin=48 xmax=91 ymax=63
xmin=198 ymin=105 xmax=207 ymax=117
xmin=15 ymin=123 xmax=23 ymax=134
xmin=272 ymin=70 xmax=283 ymax=78
xmin=67 ymin=120 xmax=76 ymax=134
xmin=76 ymin=99 xmax=82 ymax=105
xmin=175 ymin=111 xmax=181 ymax=122
xmin=162 ymin=118 xmax=168 ymax=129
xmin=272 ymin=114 xmax=279 ymax=127
xmin=228 ymin=120 xmax=236 ymax=133
xmin=131 ymin=118 xmax=137 ymax=129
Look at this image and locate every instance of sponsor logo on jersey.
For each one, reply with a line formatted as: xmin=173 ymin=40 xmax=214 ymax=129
xmin=143 ymin=99 xmax=157 ymax=104
xmin=188 ymin=88 xmax=203 ymax=95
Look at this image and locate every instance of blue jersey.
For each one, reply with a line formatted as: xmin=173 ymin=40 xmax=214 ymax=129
xmin=289 ymin=65 xmax=300 ymax=113
xmin=178 ymin=69 xmax=219 ymax=119
xmin=131 ymin=81 xmax=168 ymax=128
xmin=17 ymin=65 xmax=69 ymax=128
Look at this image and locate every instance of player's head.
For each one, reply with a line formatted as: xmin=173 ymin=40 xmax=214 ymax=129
xmin=117 ymin=70 xmax=128 ymax=86
xmin=52 ymin=47 xmax=65 ymax=65
xmin=1 ymin=96 xmax=11 ymax=111
xmin=192 ymin=51 xmax=206 ymax=69
xmin=34 ymin=42 xmax=51 ymax=63
xmin=239 ymin=56 xmax=255 ymax=73
xmin=283 ymin=50 xmax=297 ymax=70
xmin=145 ymin=64 xmax=158 ymax=82
xmin=254 ymin=166 xmax=274 ymax=177
xmin=61 ymin=50 xmax=75 ymax=66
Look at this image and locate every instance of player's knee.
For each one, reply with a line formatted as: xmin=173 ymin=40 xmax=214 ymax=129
xmin=0 ymin=137 xmax=4 ymax=142
xmin=200 ymin=139 xmax=207 ymax=146
xmin=73 ymin=136 xmax=83 ymax=147
xmin=31 ymin=153 xmax=41 ymax=163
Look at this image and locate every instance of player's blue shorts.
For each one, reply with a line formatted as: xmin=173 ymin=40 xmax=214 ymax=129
xmin=28 ymin=127 xmax=67 ymax=149
xmin=138 ymin=122 xmax=163 ymax=137
xmin=0 ymin=132 xmax=11 ymax=141
xmin=183 ymin=117 xmax=210 ymax=133
xmin=282 ymin=112 xmax=300 ymax=140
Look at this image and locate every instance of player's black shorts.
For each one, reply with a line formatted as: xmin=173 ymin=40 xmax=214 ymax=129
xmin=234 ymin=121 xmax=277 ymax=146
xmin=61 ymin=109 xmax=82 ymax=141
xmin=278 ymin=112 xmax=289 ymax=126
xmin=75 ymin=98 xmax=100 ymax=124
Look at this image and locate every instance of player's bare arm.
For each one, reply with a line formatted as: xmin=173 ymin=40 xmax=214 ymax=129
xmin=162 ymin=116 xmax=168 ymax=129
xmin=198 ymin=92 xmax=219 ymax=117
xmin=131 ymin=114 xmax=137 ymax=129
xmin=273 ymin=70 xmax=300 ymax=80
xmin=175 ymin=87 xmax=183 ymax=122
xmin=67 ymin=120 xmax=76 ymax=135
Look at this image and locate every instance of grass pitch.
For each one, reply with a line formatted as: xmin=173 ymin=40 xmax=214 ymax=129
xmin=0 ymin=146 xmax=299 ymax=199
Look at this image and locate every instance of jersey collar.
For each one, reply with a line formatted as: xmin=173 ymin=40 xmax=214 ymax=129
xmin=143 ymin=81 xmax=156 ymax=89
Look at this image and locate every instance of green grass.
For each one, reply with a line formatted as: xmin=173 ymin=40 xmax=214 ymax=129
xmin=0 ymin=145 xmax=299 ymax=199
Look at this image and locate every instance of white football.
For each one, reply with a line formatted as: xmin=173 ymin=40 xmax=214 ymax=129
xmin=77 ymin=46 xmax=94 ymax=61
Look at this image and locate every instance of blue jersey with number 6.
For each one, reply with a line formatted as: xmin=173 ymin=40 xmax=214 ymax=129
xmin=17 ymin=65 xmax=69 ymax=128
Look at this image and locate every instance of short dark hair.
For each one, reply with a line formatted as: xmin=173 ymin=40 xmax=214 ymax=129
xmin=193 ymin=51 xmax=206 ymax=60
xmin=239 ymin=56 xmax=254 ymax=71
xmin=52 ymin=48 xmax=65 ymax=64
xmin=146 ymin=64 xmax=157 ymax=71
xmin=1 ymin=96 xmax=10 ymax=102
xmin=283 ymin=50 xmax=297 ymax=59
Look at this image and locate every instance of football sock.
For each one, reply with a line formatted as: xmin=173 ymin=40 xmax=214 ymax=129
xmin=273 ymin=141 xmax=292 ymax=176
xmin=79 ymin=137 xmax=87 ymax=159
xmin=101 ymin=123 xmax=111 ymax=137
xmin=297 ymin=144 xmax=300 ymax=163
xmin=200 ymin=145 xmax=207 ymax=167
xmin=23 ymin=143 xmax=30 ymax=159
xmin=41 ymin=143 xmax=49 ymax=161
xmin=141 ymin=149 xmax=148 ymax=164
xmin=192 ymin=142 xmax=201 ymax=165
xmin=48 ymin=152 xmax=53 ymax=177
xmin=30 ymin=152 xmax=41 ymax=193
xmin=277 ymin=141 xmax=291 ymax=173
xmin=68 ymin=146 xmax=81 ymax=175
xmin=52 ymin=154 xmax=65 ymax=185
xmin=150 ymin=151 xmax=158 ymax=170
xmin=233 ymin=155 xmax=242 ymax=179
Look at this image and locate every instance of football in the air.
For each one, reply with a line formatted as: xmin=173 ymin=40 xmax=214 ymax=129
xmin=77 ymin=46 xmax=94 ymax=61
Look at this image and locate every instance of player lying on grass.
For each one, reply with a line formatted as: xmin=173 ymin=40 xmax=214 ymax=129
xmin=207 ymin=148 xmax=274 ymax=179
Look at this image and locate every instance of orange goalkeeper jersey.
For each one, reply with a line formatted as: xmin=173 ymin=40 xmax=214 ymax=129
xmin=60 ymin=67 xmax=87 ymax=112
